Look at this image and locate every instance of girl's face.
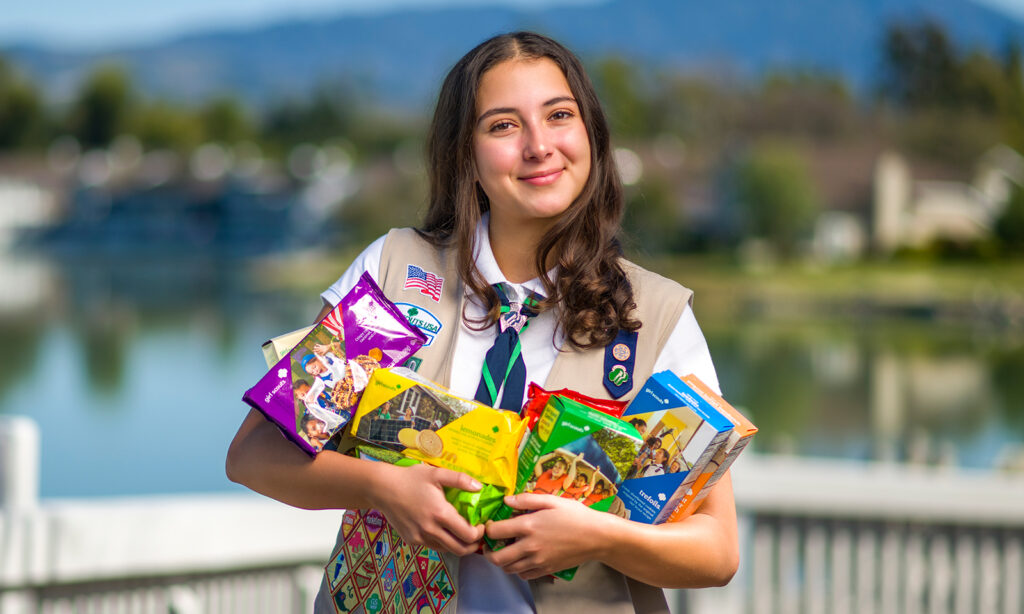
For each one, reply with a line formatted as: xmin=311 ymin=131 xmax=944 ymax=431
xmin=472 ymin=58 xmax=591 ymax=231
xmin=305 ymin=360 xmax=325 ymax=376
xmin=551 ymin=460 xmax=567 ymax=477
xmin=306 ymin=419 xmax=327 ymax=439
xmin=575 ymin=474 xmax=587 ymax=487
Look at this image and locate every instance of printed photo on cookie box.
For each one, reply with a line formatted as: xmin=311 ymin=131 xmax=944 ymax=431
xmin=615 ymin=370 xmax=735 ymax=525
xmin=242 ymin=272 xmax=427 ymax=456
xmin=486 ymin=395 xmax=642 ymax=580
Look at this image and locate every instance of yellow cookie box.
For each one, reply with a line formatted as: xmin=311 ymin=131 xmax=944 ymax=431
xmin=350 ymin=367 xmax=527 ymax=492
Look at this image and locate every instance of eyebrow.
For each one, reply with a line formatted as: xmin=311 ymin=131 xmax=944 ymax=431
xmin=476 ymin=96 xmax=578 ymax=126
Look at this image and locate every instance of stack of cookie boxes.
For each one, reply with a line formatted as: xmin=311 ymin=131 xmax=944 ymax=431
xmin=325 ymin=508 xmax=456 ymax=614
xmin=616 ymin=370 xmax=756 ymax=524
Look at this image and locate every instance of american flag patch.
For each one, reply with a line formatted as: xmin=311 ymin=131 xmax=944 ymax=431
xmin=404 ymin=265 xmax=444 ymax=302
xmin=320 ymin=307 xmax=344 ymax=339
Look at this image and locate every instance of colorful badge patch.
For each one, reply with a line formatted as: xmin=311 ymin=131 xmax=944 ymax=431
xmin=328 ymin=509 xmax=455 ymax=614
xmin=404 ymin=265 xmax=444 ymax=302
xmin=372 ymin=535 xmax=392 ymax=571
xmin=333 ymin=584 xmax=360 ymax=614
xmin=396 ymin=303 xmax=443 ymax=347
xmin=326 ymin=549 xmax=350 ymax=590
xmin=612 ymin=343 xmax=631 ymax=361
xmin=364 ymin=509 xmax=386 ymax=543
xmin=426 ymin=568 xmax=455 ymax=612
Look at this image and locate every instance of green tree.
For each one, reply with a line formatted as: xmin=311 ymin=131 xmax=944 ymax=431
xmin=994 ymin=183 xmax=1024 ymax=254
xmin=622 ymin=175 xmax=680 ymax=255
xmin=68 ymin=65 xmax=134 ymax=148
xmin=735 ymin=142 xmax=820 ymax=257
xmin=0 ymin=58 xmax=46 ymax=149
xmin=262 ymin=87 xmax=354 ymax=150
xmin=1002 ymin=41 xmax=1024 ymax=151
xmin=880 ymin=21 xmax=961 ymax=109
xmin=200 ymin=95 xmax=252 ymax=143
xmin=592 ymin=57 xmax=649 ymax=139
xmin=130 ymin=101 xmax=203 ymax=151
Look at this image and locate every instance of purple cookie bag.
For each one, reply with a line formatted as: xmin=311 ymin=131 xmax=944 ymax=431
xmin=243 ymin=272 xmax=427 ymax=456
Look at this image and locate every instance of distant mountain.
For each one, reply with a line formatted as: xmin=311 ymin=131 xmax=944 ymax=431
xmin=4 ymin=0 xmax=1024 ymax=110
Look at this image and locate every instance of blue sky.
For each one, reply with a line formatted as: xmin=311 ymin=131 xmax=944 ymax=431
xmin=3 ymin=0 xmax=1023 ymax=49
xmin=0 ymin=0 xmax=596 ymax=49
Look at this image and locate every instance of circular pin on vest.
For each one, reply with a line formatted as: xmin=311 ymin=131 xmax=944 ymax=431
xmin=611 ymin=343 xmax=631 ymax=362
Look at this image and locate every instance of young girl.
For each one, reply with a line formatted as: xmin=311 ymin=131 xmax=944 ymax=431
xmin=560 ymin=469 xmax=596 ymax=501
xmin=530 ymin=454 xmax=572 ymax=495
xmin=581 ymin=479 xmax=613 ymax=507
xmin=227 ymin=31 xmax=737 ymax=613
xmin=642 ymin=448 xmax=671 ymax=477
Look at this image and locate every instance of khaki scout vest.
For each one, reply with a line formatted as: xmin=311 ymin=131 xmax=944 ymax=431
xmin=375 ymin=228 xmax=693 ymax=614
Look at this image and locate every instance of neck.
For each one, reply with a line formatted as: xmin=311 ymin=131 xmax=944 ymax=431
xmin=487 ymin=214 xmax=554 ymax=283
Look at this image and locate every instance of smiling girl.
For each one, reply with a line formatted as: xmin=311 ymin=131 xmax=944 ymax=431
xmin=227 ymin=31 xmax=737 ymax=613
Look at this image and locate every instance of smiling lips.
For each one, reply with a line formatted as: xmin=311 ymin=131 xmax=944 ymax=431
xmin=519 ymin=168 xmax=564 ymax=185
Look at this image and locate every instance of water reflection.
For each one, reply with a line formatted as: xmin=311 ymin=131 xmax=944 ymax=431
xmin=0 ymin=251 xmax=1022 ymax=498
xmin=703 ymin=317 xmax=1024 ymax=469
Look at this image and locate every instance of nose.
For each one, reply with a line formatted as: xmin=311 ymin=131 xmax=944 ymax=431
xmin=522 ymin=124 xmax=553 ymax=160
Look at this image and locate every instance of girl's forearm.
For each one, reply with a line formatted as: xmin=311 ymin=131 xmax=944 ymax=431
xmin=591 ymin=473 xmax=739 ymax=588
xmin=226 ymin=409 xmax=387 ymax=510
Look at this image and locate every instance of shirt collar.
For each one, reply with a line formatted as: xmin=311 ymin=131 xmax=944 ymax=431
xmin=473 ymin=212 xmax=552 ymax=301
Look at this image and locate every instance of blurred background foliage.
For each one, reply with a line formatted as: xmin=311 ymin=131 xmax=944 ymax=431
xmin=1 ymin=19 xmax=1024 ymax=261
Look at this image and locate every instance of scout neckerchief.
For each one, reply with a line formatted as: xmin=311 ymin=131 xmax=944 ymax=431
xmin=474 ymin=283 xmax=540 ymax=411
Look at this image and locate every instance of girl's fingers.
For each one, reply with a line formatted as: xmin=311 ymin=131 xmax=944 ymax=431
xmin=483 ymin=541 xmax=529 ymax=569
xmin=501 ymin=492 xmax=559 ymax=512
xmin=438 ymin=509 xmax=485 ymax=545
xmin=432 ymin=467 xmax=482 ymax=492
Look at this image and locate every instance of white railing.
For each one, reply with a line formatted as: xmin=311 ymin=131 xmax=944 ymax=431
xmin=0 ymin=417 xmax=341 ymax=614
xmin=689 ymin=455 xmax=1024 ymax=614
xmin=4 ymin=417 xmax=1024 ymax=614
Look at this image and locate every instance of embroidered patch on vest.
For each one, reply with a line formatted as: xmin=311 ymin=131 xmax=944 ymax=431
xmin=395 ymin=303 xmax=442 ymax=347
xmin=403 ymin=264 xmax=444 ymax=302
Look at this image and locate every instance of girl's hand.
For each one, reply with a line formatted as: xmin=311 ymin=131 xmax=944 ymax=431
xmin=483 ymin=493 xmax=615 ymax=579
xmin=371 ymin=463 xmax=485 ymax=556
xmin=312 ymin=343 xmax=329 ymax=356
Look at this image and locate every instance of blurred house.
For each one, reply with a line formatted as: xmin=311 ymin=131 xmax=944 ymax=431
xmin=15 ymin=142 xmax=335 ymax=259
xmin=0 ymin=166 xmax=64 ymax=249
xmin=872 ymin=145 xmax=1024 ymax=252
xmin=0 ymin=164 xmax=65 ymax=315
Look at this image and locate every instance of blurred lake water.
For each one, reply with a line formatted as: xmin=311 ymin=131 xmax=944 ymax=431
xmin=1 ymin=249 xmax=1022 ymax=499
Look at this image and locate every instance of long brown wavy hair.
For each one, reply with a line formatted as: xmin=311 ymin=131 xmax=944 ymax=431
xmin=419 ymin=31 xmax=639 ymax=350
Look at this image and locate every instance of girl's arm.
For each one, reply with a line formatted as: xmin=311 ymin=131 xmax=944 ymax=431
xmin=226 ymin=305 xmax=485 ymax=555
xmin=533 ymin=452 xmax=557 ymax=477
xmin=483 ymin=471 xmax=739 ymax=588
xmin=563 ymin=454 xmax=581 ymax=486
xmin=582 ymin=472 xmax=598 ymax=498
xmin=227 ymin=410 xmax=485 ymax=554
